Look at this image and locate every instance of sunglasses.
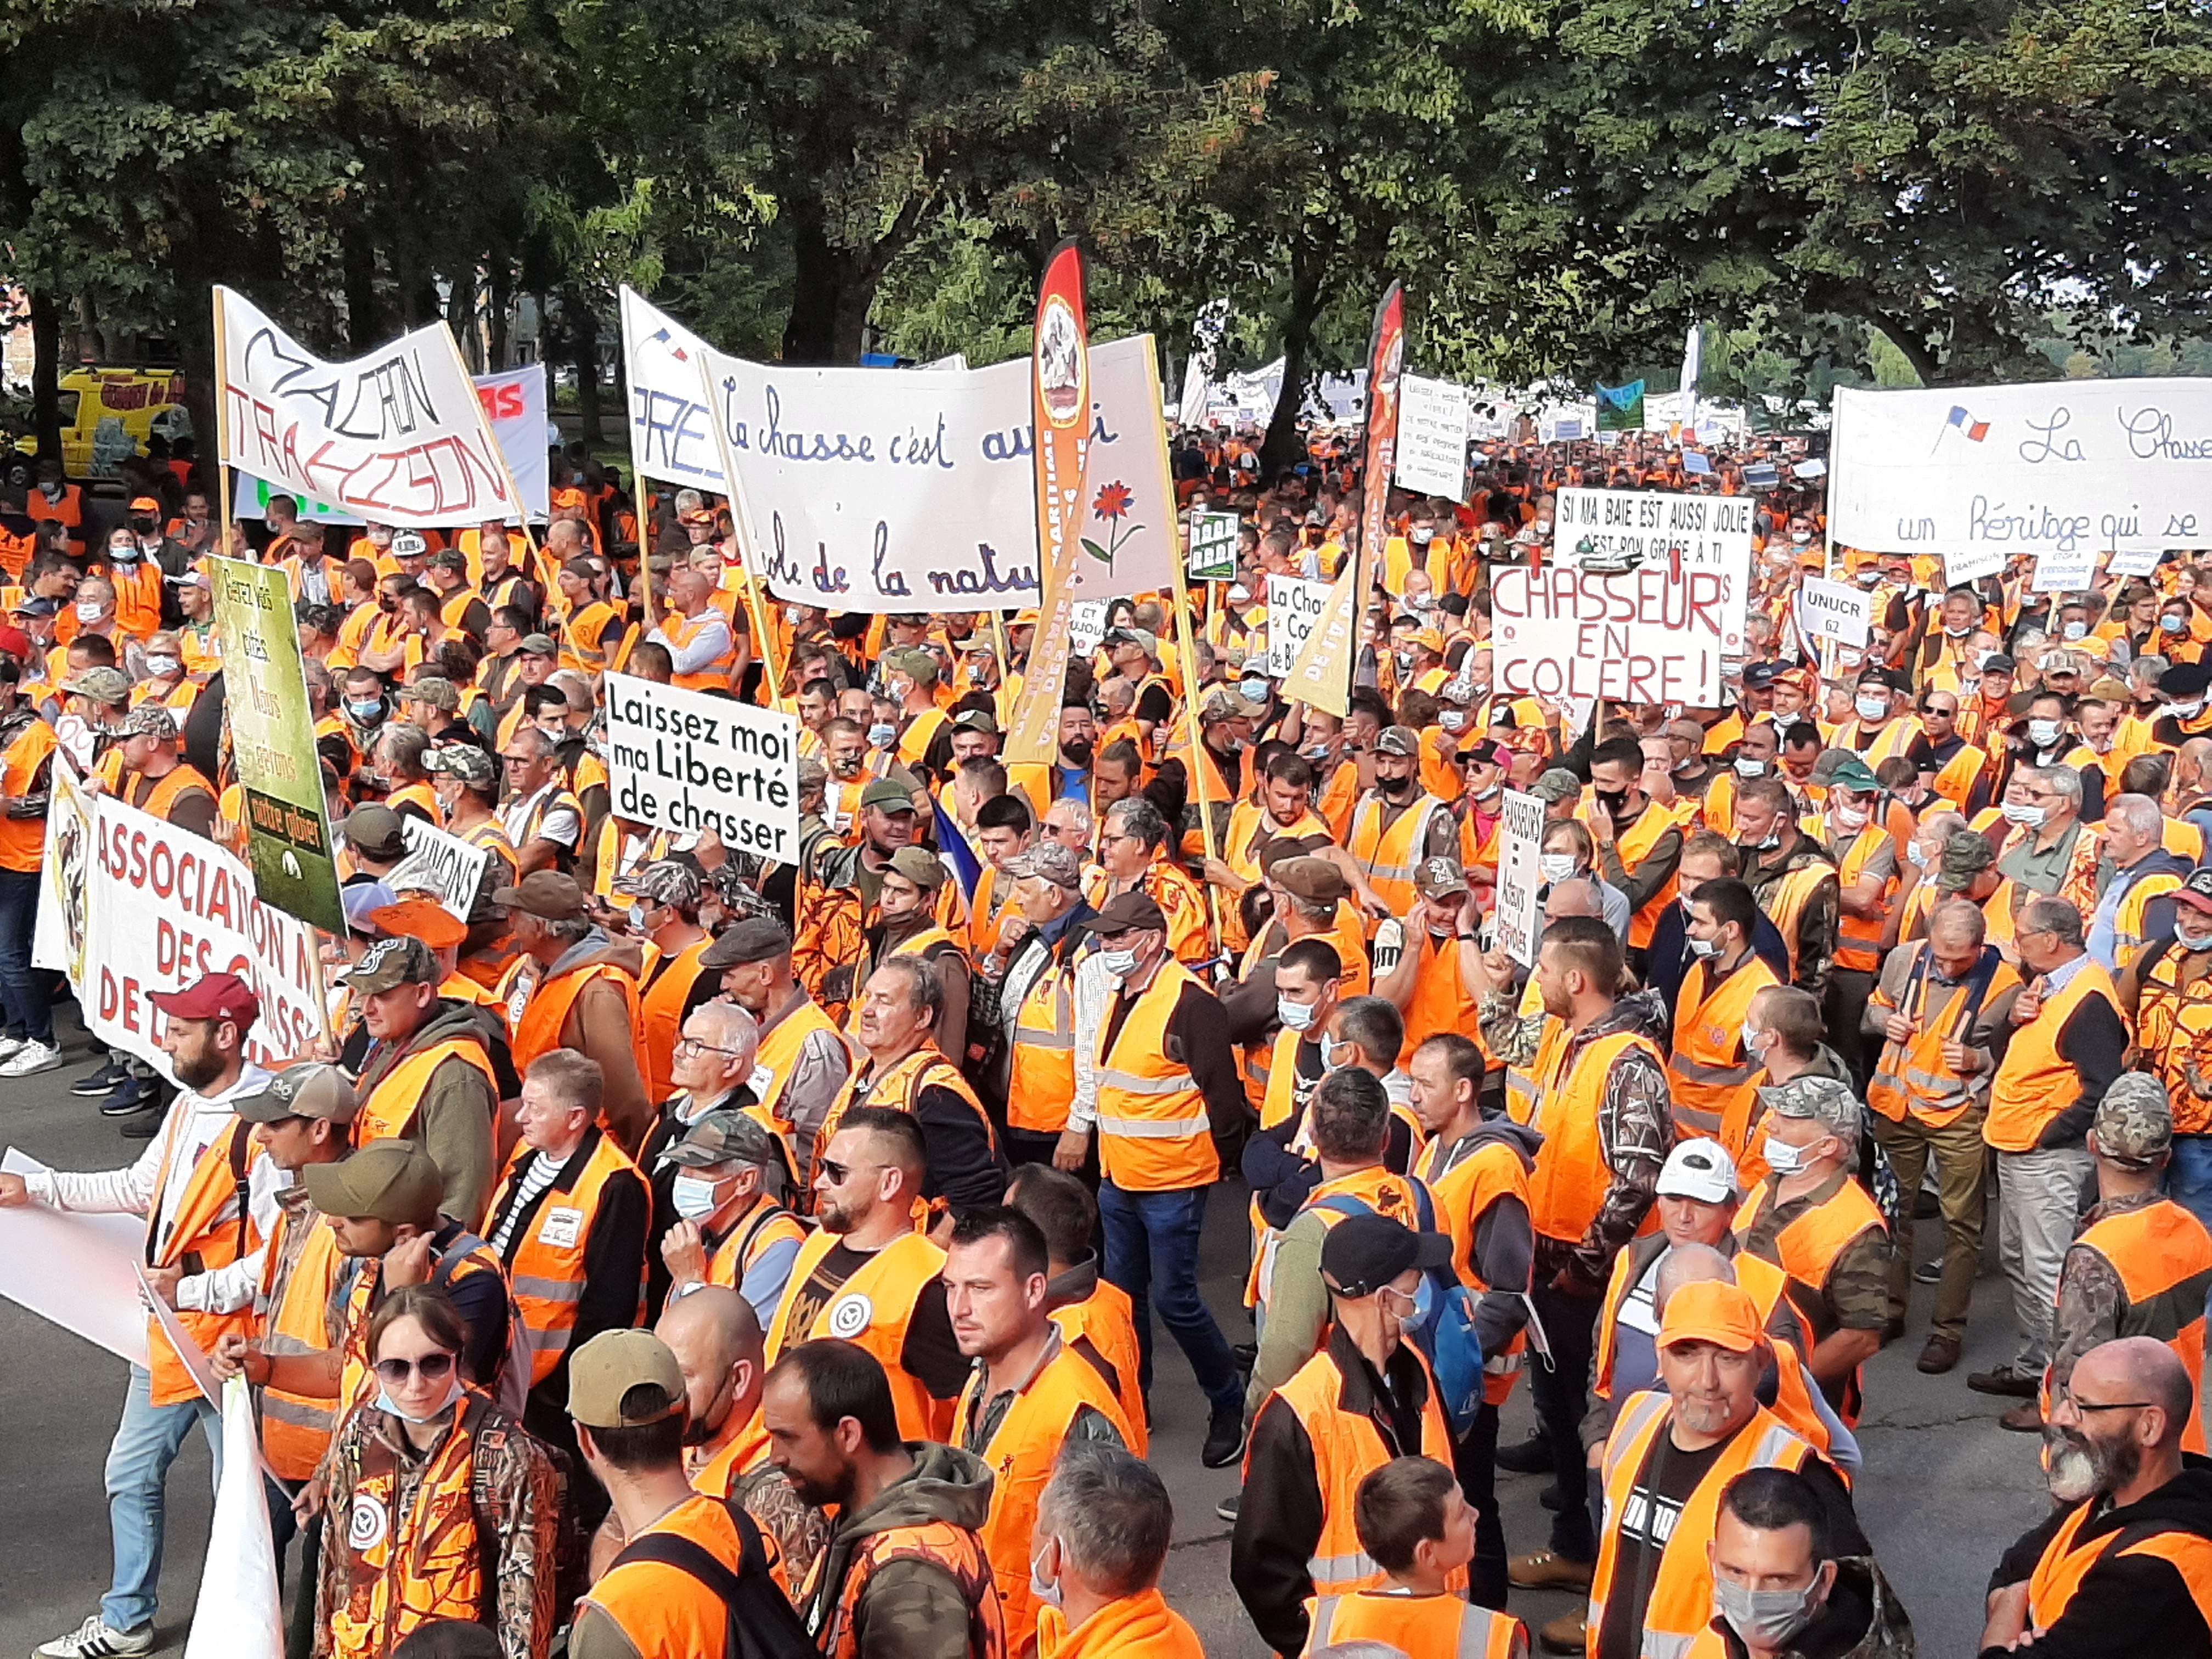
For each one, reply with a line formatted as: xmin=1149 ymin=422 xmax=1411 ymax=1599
xmin=819 ymin=1159 xmax=872 ymax=1186
xmin=373 ymin=1351 xmax=456 ymax=1386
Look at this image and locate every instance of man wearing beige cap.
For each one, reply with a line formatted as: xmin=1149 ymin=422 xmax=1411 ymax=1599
xmin=90 ymin=704 xmax=217 ymax=839
xmin=848 ymin=845 xmax=970 ymax=1068
xmin=571 ymin=1328 xmax=814 ymax=1659
xmin=882 ymin=646 xmax=953 ymax=773
xmin=990 ymin=840 xmax=1105 ymax=1166
xmin=1346 ymin=725 xmax=1457 ymax=919
xmin=494 ymin=868 xmax=651 ymax=1151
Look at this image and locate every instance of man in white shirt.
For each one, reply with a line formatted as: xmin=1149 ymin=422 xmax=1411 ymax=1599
xmin=0 ymin=971 xmax=276 ymax=1659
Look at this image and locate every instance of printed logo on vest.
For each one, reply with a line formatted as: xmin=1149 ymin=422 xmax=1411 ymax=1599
xmin=348 ymin=1491 xmax=390 ymax=1553
xmin=537 ymin=1205 xmax=585 ymax=1250
xmin=827 ymin=1291 xmax=874 ymax=1339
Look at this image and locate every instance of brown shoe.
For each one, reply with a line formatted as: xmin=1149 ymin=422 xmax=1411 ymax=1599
xmin=2000 ymin=1400 xmax=2044 ymax=1432
xmin=1539 ymin=1612 xmax=1588 ymax=1655
xmin=1918 ymin=1334 xmax=1962 ymax=1374
xmin=1510 ymin=1549 xmax=1595 ymax=1592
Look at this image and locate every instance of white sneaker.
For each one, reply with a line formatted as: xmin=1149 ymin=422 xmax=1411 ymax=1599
xmin=0 ymin=1033 xmax=26 ymax=1062
xmin=36 ymin=1617 xmax=155 ymax=1659
xmin=0 ymin=1040 xmax=64 ymax=1077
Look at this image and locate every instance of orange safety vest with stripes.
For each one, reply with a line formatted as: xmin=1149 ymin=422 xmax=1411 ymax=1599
xmin=640 ymin=935 xmax=715 ymax=1106
xmin=256 ymin=1209 xmax=347 ymax=1481
xmin=484 ymin=1128 xmax=645 ymax=1386
xmin=1988 ymin=959 xmax=2121 ymax=1152
xmin=1415 ymin=1130 xmax=1532 ymax=1406
xmin=146 ymin=1116 xmax=263 ymax=1407
xmin=1300 ymin=1590 xmax=1521 ymax=1658
xmin=1582 ymin=794 xmax=1696 ymax=949
xmin=1867 ymin=942 xmax=2018 ymax=1130
xmin=1666 ymin=953 xmax=1781 ymax=1154
xmin=1347 ymin=792 xmax=1449 ymax=918
xmin=506 ymin=958 xmax=647 ymax=1107
xmin=2059 ymin=1198 xmax=2212 ymax=1456
xmin=764 ymin=1227 xmax=952 ymax=1443
xmin=1807 ymin=816 xmax=1894 ymax=974
xmin=1052 ymin=1283 xmax=1148 ymax=1457
xmin=1523 ymin=1025 xmax=1664 ymax=1244
xmin=819 ymin=1044 xmax=997 ymax=1177
xmin=1009 ymin=949 xmax=1081 ymax=1136
xmin=1093 ymin=959 xmax=1221 ymax=1193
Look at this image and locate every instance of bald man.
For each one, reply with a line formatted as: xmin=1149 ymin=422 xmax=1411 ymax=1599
xmin=1980 ymin=1336 xmax=2212 ymax=1658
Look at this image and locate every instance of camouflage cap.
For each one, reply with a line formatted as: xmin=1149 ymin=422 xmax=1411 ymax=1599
xmin=1936 ymin=830 xmax=1996 ymax=892
xmin=662 ymin=1107 xmax=780 ymax=1171
xmin=797 ymin=755 xmax=829 ymax=789
xmin=887 ymin=845 xmax=947 ymax=891
xmin=422 ymin=743 xmax=496 ymax=785
xmin=339 ymin=934 xmax=441 ymax=992
xmin=1757 ymin=1073 xmax=1862 ymax=1144
xmin=613 ymin=858 xmax=703 ymax=911
xmin=403 ymin=675 xmax=460 ymax=712
xmin=1528 ymin=768 xmax=1582 ymax=805
xmin=1413 ymin=856 xmax=1469 ymax=899
xmin=115 ymin=706 xmax=178 ymax=741
xmin=1006 ymin=840 xmax=1084 ymax=892
xmin=1375 ymin=725 xmax=1423 ymax=758
xmin=63 ymin=667 xmax=131 ymax=704
xmin=2093 ymin=1073 xmax=2173 ymax=1170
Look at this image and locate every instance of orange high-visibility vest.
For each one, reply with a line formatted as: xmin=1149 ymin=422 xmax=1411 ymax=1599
xmin=639 ymin=935 xmax=715 ymax=1105
xmin=126 ymin=760 xmax=216 ymax=826
xmin=1587 ymin=1392 xmax=1816 ymax=1658
xmin=1347 ymin=792 xmax=1448 ymax=918
xmin=658 ymin=610 xmax=737 ymax=691
xmin=1301 ymin=1590 xmax=1521 ymax=1658
xmin=146 ymin=1116 xmax=263 ymax=1407
xmin=1760 ymin=864 xmax=1834 ymax=984
xmin=484 ymin=1128 xmax=645 ymax=1385
xmin=507 ymin=958 xmax=647 ymax=1107
xmin=819 ymin=1045 xmax=997 ymax=1175
xmin=1582 ymin=794 xmax=1695 ymax=949
xmin=763 ymin=1228 xmax=951 ymax=1443
xmin=752 ymin=995 xmax=849 ymax=1146
xmin=1735 ymin=1177 xmax=1888 ymax=1419
xmin=706 ymin=1197 xmax=808 ymax=1307
xmin=1246 ymin=1162 xmax=1429 ymax=1313
xmin=1809 ymin=817 xmax=1895 ymax=974
xmin=956 ymin=1343 xmax=1135 ymax=1653
xmin=803 ymin=1509 xmax=1005 ymax=1659
xmin=2025 ymin=1490 xmax=2212 ymax=1633
xmin=2134 ymin=942 xmax=2212 ymax=1137
xmin=355 ymin=1035 xmax=499 ymax=1143
xmin=1987 ymin=959 xmax=2121 ymax=1152
xmin=0 ymin=718 xmax=58 ymax=872
xmin=256 ymin=1209 xmax=346 ymax=1480
xmin=1093 ymin=960 xmax=1220 ymax=1192
xmin=1402 ymin=931 xmax=1481 ymax=1056
xmin=1416 ymin=1130 xmax=1532 ymax=1405
xmin=1037 ymin=1588 xmax=1202 ymax=1658
xmin=1867 ymin=943 xmax=2018 ymax=1130
xmin=1525 ymin=1025 xmax=1664 ymax=1244
xmin=108 ymin=560 xmax=164 ymax=641
xmin=2068 ymin=1198 xmax=2212 ymax=1455
xmin=1666 ymin=954 xmax=1781 ymax=1154
xmin=1009 ymin=952 xmax=1081 ymax=1135
xmin=1053 ymin=1283 xmax=1148 ymax=1456
xmin=583 ymin=1493 xmax=777 ymax=1659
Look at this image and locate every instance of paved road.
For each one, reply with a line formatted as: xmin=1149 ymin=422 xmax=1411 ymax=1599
xmin=0 ymin=1009 xmax=2044 ymax=1657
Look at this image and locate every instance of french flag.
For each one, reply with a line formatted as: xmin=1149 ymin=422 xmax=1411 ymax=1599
xmin=1946 ymin=405 xmax=1990 ymax=442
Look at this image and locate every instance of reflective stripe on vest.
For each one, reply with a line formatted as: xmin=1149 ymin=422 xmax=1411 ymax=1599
xmin=258 ymin=1214 xmax=347 ymax=1480
xmin=1306 ymin=1592 xmax=1521 ymax=1658
xmin=1094 ymin=960 xmax=1218 ymax=1190
xmin=1867 ymin=943 xmax=2016 ymax=1130
xmin=486 ymin=1128 xmax=645 ymax=1384
xmin=356 ymin=1036 xmax=499 ymax=1144
xmin=1665 ymin=955 xmax=1780 ymax=1152
xmin=1009 ymin=956 xmax=1079 ymax=1135
xmin=1988 ymin=960 xmax=2120 ymax=1151
xmin=146 ymin=1116 xmax=261 ymax=1408
xmin=1528 ymin=1028 xmax=1663 ymax=1244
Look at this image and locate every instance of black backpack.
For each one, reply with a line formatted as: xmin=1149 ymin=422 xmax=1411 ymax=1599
xmin=606 ymin=1498 xmax=816 ymax=1659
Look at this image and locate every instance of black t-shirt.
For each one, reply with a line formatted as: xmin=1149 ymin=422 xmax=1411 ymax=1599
xmin=783 ymin=1240 xmax=969 ymax=1400
xmin=1135 ymin=681 xmax=1173 ymax=724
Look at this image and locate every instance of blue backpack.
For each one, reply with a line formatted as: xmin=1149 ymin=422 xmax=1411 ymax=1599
xmin=1314 ymin=1184 xmax=1486 ymax=1438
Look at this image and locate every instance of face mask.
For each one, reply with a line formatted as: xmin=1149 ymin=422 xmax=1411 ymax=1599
xmin=785 ymin=605 xmax=804 ymax=625
xmin=2179 ymin=921 xmax=2212 ymax=952
xmin=145 ymin=656 xmax=179 ymax=678
xmin=1854 ymin=693 xmax=1889 ymax=722
xmin=1099 ymin=946 xmax=1141 ymax=979
xmin=1228 ymin=583 xmax=1252 ymax=603
xmin=1832 ymin=802 xmax=1867 ymax=831
xmin=1712 ymin=1576 xmax=1825 ymax=1650
xmin=1855 ymin=569 xmax=1881 ymax=587
xmin=1742 ymin=1023 xmax=1767 ymax=1058
xmin=110 ymin=544 xmax=141 ymax=563
xmin=1277 ymin=995 xmax=1319 ymax=1032
xmin=1322 ymin=1036 xmax=1358 ymax=1070
xmin=1440 ymin=710 xmax=1469 ymax=733
xmin=866 ymin=721 xmax=895 ymax=749
xmin=1733 ymin=756 xmax=1768 ymax=778
xmin=1539 ymin=853 xmax=1578 ymax=884
xmin=1907 ymin=841 xmax=1929 ymax=869
xmin=1300 ymin=741 xmax=1332 ymax=762
xmin=1743 ymin=831 xmax=1781 ymax=853
xmin=1240 ymin=676 xmax=1271 ymax=703
xmin=1943 ymin=623 xmax=1971 ymax=638
xmin=2164 ymin=616 xmax=2188 ymax=634
xmin=2063 ymin=621 xmax=2087 ymax=640
xmin=1761 ymin=1133 xmax=1807 ymax=1176
xmin=1790 ymin=531 xmax=1812 ymax=545
xmin=670 ymin=1173 xmax=724 ymax=1222
xmin=1594 ymin=786 xmax=1629 ymax=815
xmin=374 ymin=1373 xmax=464 ymax=1425
xmin=348 ymin=699 xmax=385 ymax=724
xmin=2172 ymin=701 xmax=2206 ymax=722
xmin=1533 ymin=518 xmax=1552 ymax=534
xmin=1029 ymin=1543 xmax=1064 ymax=1612
xmin=1409 ymin=526 xmax=1435 ymax=545
xmin=1686 ymin=935 xmax=1722 ymax=958
xmin=1474 ymin=782 xmax=1502 ymax=803
xmin=75 ymin=600 xmax=101 ymax=624
xmin=2002 ymin=801 xmax=2047 ymax=828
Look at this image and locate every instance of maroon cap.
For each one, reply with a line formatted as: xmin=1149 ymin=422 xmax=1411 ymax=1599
xmin=149 ymin=971 xmax=261 ymax=1031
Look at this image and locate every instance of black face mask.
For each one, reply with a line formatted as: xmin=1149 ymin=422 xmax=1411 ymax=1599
xmin=378 ymin=595 xmax=398 ymax=614
xmin=1380 ymin=771 xmax=1417 ymax=799
xmin=1595 ymin=787 xmax=1629 ymax=816
xmin=1062 ymin=737 xmax=1094 ymax=769
xmin=129 ymin=516 xmax=159 ymax=538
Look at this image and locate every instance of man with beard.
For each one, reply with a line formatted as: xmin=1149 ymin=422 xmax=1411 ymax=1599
xmin=1345 ymin=726 xmax=1458 ymax=919
xmin=1980 ymin=1337 xmax=2212 ymax=1657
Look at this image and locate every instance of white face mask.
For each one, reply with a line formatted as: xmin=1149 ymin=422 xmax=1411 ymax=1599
xmin=1742 ymin=1023 xmax=1767 ymax=1058
xmin=1029 ymin=1542 xmax=1064 ymax=1611
xmin=1761 ymin=1133 xmax=1808 ymax=1176
xmin=1907 ymin=841 xmax=1930 ymax=869
xmin=1854 ymin=693 xmax=1889 ymax=723
xmin=1733 ymin=756 xmax=1768 ymax=778
xmin=1277 ymin=995 xmax=1319 ymax=1032
xmin=1099 ymin=946 xmax=1142 ymax=979
xmin=2171 ymin=701 xmax=2205 ymax=722
xmin=75 ymin=600 xmax=102 ymax=624
xmin=2177 ymin=920 xmax=2212 ymax=952
xmin=1440 ymin=710 xmax=1469 ymax=732
xmin=1539 ymin=853 xmax=1578 ymax=884
xmin=375 ymin=1372 xmax=464 ymax=1425
xmin=2062 ymin=620 xmax=2087 ymax=640
xmin=2027 ymin=719 xmax=2063 ymax=749
xmin=670 ymin=1173 xmax=724 ymax=1221
xmin=1686 ymin=935 xmax=1722 ymax=959
xmin=1228 ymin=583 xmax=1252 ymax=603
xmin=2002 ymin=801 xmax=2047 ymax=828
xmin=1832 ymin=802 xmax=1867 ymax=831
xmin=145 ymin=656 xmax=179 ymax=678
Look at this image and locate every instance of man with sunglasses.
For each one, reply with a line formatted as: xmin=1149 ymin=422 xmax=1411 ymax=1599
xmin=1979 ymin=1336 xmax=2212 ymax=1658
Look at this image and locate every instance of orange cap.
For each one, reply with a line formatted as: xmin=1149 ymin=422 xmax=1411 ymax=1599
xmin=367 ymin=895 xmax=467 ymax=952
xmin=551 ymin=486 xmax=587 ymax=509
xmin=128 ymin=496 xmax=162 ymax=513
xmin=1657 ymin=1279 xmax=1762 ymax=1353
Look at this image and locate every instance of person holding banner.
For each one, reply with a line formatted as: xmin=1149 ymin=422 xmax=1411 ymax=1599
xmin=2 ymin=972 xmax=275 ymax=1659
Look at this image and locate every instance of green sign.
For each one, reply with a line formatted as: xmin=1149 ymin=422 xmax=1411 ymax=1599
xmin=209 ymin=556 xmax=346 ymax=933
xmin=1187 ymin=510 xmax=1240 ymax=582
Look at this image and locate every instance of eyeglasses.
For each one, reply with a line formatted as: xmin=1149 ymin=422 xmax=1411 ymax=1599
xmin=675 ymin=1035 xmax=744 ymax=1058
xmin=817 ymin=1159 xmax=877 ymax=1186
xmin=373 ymin=1351 xmax=456 ymax=1386
xmin=2061 ymin=1393 xmax=2152 ymax=1414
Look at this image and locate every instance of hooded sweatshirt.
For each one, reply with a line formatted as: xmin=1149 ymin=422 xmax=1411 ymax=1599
xmin=1701 ymin=1557 xmax=1914 ymax=1659
xmin=800 ymin=1441 xmax=1001 ymax=1659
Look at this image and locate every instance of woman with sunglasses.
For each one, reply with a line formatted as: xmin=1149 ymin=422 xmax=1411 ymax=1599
xmin=317 ymin=1286 xmax=563 ymax=1659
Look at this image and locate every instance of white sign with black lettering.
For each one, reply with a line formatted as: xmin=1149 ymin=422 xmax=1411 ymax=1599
xmin=1266 ymin=575 xmax=1332 ymax=679
xmin=1797 ymin=578 xmax=1872 ymax=647
xmin=1395 ymin=374 xmax=1472 ymax=501
xmin=1070 ymin=601 xmax=1109 ymax=656
xmin=1496 ymin=789 xmax=1546 ymax=969
xmin=2033 ymin=548 xmax=2100 ymax=593
xmin=385 ymin=816 xmax=491 ymax=921
xmin=605 ymin=673 xmax=799 ymax=860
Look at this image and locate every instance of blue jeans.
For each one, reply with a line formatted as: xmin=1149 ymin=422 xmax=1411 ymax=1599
xmin=103 ymin=1364 xmax=219 ymax=1632
xmin=0 ymin=864 xmax=51 ymax=1043
xmin=2170 ymin=1135 xmax=2212 ymax=1235
xmin=1097 ymin=1180 xmax=1241 ymax=1415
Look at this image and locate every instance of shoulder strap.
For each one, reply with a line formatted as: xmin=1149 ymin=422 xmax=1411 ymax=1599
xmin=607 ymin=1499 xmax=815 ymax=1658
xmin=227 ymin=1118 xmax=253 ymax=1258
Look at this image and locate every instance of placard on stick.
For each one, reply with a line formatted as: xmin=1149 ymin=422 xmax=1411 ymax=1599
xmin=605 ymin=673 xmax=800 ymax=861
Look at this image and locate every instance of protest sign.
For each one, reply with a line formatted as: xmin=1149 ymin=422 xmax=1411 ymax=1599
xmin=604 ymin=673 xmax=800 ymax=861
xmin=1266 ymin=575 xmax=1332 ymax=678
xmin=234 ymin=364 xmax=550 ymax=526
xmin=1596 ymin=380 xmax=1645 ymax=431
xmin=1187 ymin=510 xmax=1239 ymax=582
xmin=215 ymin=287 xmax=516 ymax=527
xmin=620 ymin=285 xmax=723 ymax=491
xmin=1943 ymin=546 xmax=2008 ymax=586
xmin=691 ymin=332 xmax=1176 ymax=613
xmin=1496 ymin=791 xmax=1545 ymax=968
xmin=1797 ymin=578 xmax=1872 ymax=647
xmin=32 ymin=761 xmax=93 ymax=980
xmin=82 ymin=793 xmax=331 ymax=1077
xmin=1069 ymin=601 xmax=1109 ymax=656
xmin=0 ymin=1148 xmax=152 ymax=1367
xmin=1395 ymin=373 xmax=1470 ymax=500
xmin=2110 ymin=546 xmax=2166 ymax=578
xmin=1831 ymin=379 xmax=2212 ymax=559
xmin=2033 ymin=548 xmax=2100 ymax=592
xmin=183 ymin=1380 xmax=284 ymax=1659
xmin=1492 ymin=488 xmax=1752 ymax=706
xmin=386 ymin=816 xmax=492 ymax=921
xmin=211 ymin=556 xmax=345 ymax=934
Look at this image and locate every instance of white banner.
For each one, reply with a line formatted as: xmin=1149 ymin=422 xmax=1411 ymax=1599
xmin=1266 ymin=575 xmax=1332 ymax=679
xmin=78 ymin=793 xmax=331 ymax=1077
xmin=32 ymin=762 xmax=92 ymax=979
xmin=2110 ymin=546 xmax=2165 ymax=579
xmin=183 ymin=1380 xmax=284 ymax=1659
xmin=620 ymin=286 xmax=723 ymax=491
xmin=604 ymin=673 xmax=800 ymax=862
xmin=1395 ymin=374 xmax=1471 ymax=501
xmin=1492 ymin=489 xmax=1753 ymax=706
xmin=1797 ymin=578 xmax=1872 ymax=647
xmin=0 ymin=1148 xmax=151 ymax=1368
xmin=1943 ymin=546 xmax=2008 ymax=586
xmin=217 ymin=288 xmax=515 ymax=527
xmin=386 ymin=816 xmax=491 ymax=921
xmin=697 ymin=336 xmax=1177 ymax=611
xmin=1831 ymin=379 xmax=2212 ymax=558
xmin=1496 ymin=790 xmax=1545 ymax=969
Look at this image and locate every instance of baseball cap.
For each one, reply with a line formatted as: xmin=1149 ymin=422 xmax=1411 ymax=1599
xmin=1199 ymin=686 xmax=1268 ymax=723
xmin=1083 ymin=890 xmax=1167 ymax=933
xmin=63 ymin=667 xmax=131 ymax=704
xmin=403 ymin=675 xmax=460 ymax=712
xmin=859 ymin=777 xmax=917 ymax=814
xmin=952 ymin=709 xmax=999 ymax=735
xmin=613 ymin=859 xmax=704 ymax=911
xmin=887 ymin=847 xmax=947 ymax=891
xmin=1936 ymin=830 xmax=1996 ymax=893
xmin=1528 ymin=768 xmax=1581 ymax=805
xmin=343 ymin=804 xmax=408 ymax=862
xmin=494 ymin=870 xmax=589 ymax=921
xmin=701 ymin=917 xmax=794 ymax=969
xmin=302 ymin=1138 xmax=443 ymax=1226
xmin=1104 ymin=625 xmax=1160 ymax=658
xmin=1457 ymin=737 xmax=1510 ymax=770
xmin=340 ymin=934 xmax=441 ymax=992
xmin=149 ymin=970 xmax=262 ymax=1031
xmin=1276 ymin=856 xmax=1350 ymax=905
xmin=662 ymin=1108 xmax=779 ymax=1171
xmin=1657 ymin=1279 xmax=1763 ymax=1353
xmin=2176 ymin=870 xmax=2212 ymax=916
xmin=1006 ymin=841 xmax=1084 ymax=891
xmin=1413 ymin=857 xmax=1469 ymax=900
xmin=427 ymin=548 xmax=467 ymax=573
xmin=520 ymin=633 xmax=560 ymax=657
xmin=1758 ymin=1074 xmax=1862 ymax=1144
xmin=567 ymin=1330 xmax=687 ymax=1429
xmin=115 ymin=706 xmax=178 ymax=741
xmin=366 ymin=895 xmax=468 ymax=951
xmin=128 ymin=495 xmax=162 ymax=514
xmin=2094 ymin=1074 xmax=2174 ymax=1170
xmin=1656 ymin=1138 xmax=1740 ymax=1204
xmin=1980 ymin=652 xmax=2017 ymax=675
xmin=391 ymin=531 xmax=429 ymax=558
xmin=422 ymin=744 xmax=496 ymax=785
xmin=1319 ymin=1213 xmax=1453 ymax=1299
xmin=2161 ymin=663 xmax=2212 ymax=699
xmin=234 ymin=1063 xmax=360 ymax=1126
xmin=1822 ymin=755 xmax=1881 ymax=794
xmin=1375 ymin=725 xmax=1423 ymax=758
xmin=341 ymin=880 xmax=399 ymax=936
xmin=1740 ymin=663 xmax=1779 ymax=690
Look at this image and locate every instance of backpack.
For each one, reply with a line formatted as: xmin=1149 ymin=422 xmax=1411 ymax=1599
xmin=1314 ymin=1184 xmax=1486 ymax=1439
xmin=606 ymin=1497 xmax=817 ymax=1659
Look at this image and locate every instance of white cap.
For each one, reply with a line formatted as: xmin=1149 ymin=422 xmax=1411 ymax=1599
xmin=1656 ymin=1137 xmax=1739 ymax=1205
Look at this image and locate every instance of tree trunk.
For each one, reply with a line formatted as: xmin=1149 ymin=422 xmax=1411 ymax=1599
xmin=29 ymin=290 xmax=63 ymax=467
xmin=343 ymin=227 xmax=383 ymax=353
xmin=571 ymin=294 xmax=603 ymax=445
xmin=487 ymin=258 xmax=511 ymax=370
xmin=446 ymin=270 xmax=479 ymax=371
xmin=1260 ymin=238 xmax=1325 ymax=476
xmin=782 ymin=191 xmax=928 ymax=365
xmin=1867 ymin=312 xmax=1942 ymax=387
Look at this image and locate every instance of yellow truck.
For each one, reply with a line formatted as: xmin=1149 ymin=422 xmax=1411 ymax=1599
xmin=18 ymin=367 xmax=192 ymax=478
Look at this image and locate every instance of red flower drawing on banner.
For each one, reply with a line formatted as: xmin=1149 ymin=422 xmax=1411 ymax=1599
xmin=1084 ymin=481 xmax=1142 ymax=573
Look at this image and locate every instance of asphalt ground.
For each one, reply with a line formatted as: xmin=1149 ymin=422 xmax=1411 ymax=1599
xmin=0 ymin=1004 xmax=2044 ymax=1657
